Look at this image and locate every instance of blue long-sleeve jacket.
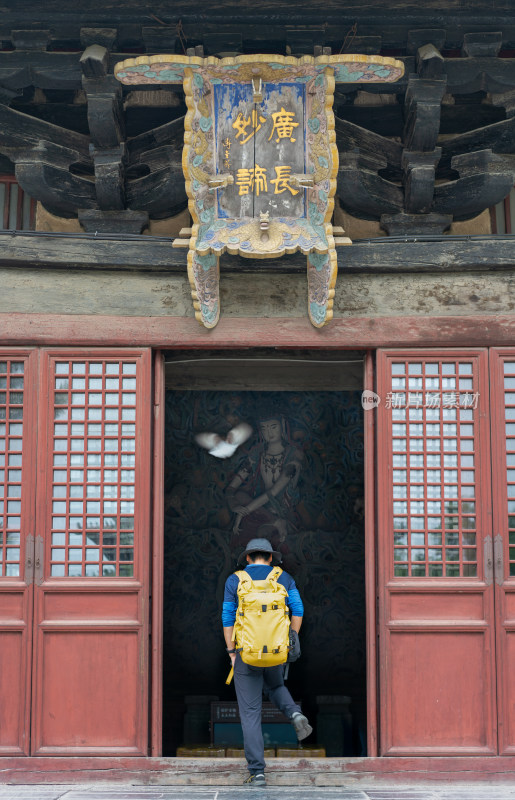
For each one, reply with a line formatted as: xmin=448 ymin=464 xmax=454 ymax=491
xmin=222 ymin=564 xmax=304 ymax=627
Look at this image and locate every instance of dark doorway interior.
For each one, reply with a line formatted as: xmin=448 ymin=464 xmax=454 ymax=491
xmin=162 ymin=386 xmax=365 ymax=756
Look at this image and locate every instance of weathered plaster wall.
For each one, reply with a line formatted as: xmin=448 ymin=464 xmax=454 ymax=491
xmin=1 ymin=267 xmax=514 ymax=318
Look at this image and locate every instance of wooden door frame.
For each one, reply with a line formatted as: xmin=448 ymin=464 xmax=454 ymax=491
xmin=489 ymin=347 xmax=515 ymax=755
xmin=0 ymin=348 xmax=39 ymax=755
xmin=155 ymin=347 xmax=372 ymax=758
xmin=30 ymin=347 xmax=153 ymax=756
xmin=376 ymin=347 xmax=497 ymax=756
xmin=364 ymin=350 xmax=378 ymax=757
xmin=151 ymin=352 xmax=165 ymax=756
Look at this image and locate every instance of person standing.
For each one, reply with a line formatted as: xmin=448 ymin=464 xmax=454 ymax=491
xmin=222 ymin=538 xmax=312 ymax=786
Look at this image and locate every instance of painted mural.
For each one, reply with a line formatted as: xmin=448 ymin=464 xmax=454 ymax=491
xmin=163 ymin=390 xmax=365 ymax=751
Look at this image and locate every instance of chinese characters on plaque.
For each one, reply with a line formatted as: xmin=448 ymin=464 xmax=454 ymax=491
xmin=215 ymin=81 xmax=305 ymax=222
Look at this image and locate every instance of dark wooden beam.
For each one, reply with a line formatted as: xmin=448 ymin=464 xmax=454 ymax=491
xmin=0 ymin=52 xmax=83 ymax=92
xmin=337 ymin=152 xmax=403 ymax=220
xmin=78 ymin=209 xmax=148 ymax=233
xmin=1 ymin=5 xmax=515 ymax=58
xmin=0 ymin=102 xmax=94 ymax=216
xmin=439 ymin=116 xmax=515 ymax=175
xmin=15 ymin=161 xmax=96 ymax=217
xmin=402 ymin=150 xmax=441 ymax=213
xmin=462 ymin=31 xmax=502 ymax=58
xmin=81 ymin=45 xmax=126 ymax=211
xmin=445 ymin=56 xmax=515 ymax=94
xmin=416 ymin=43 xmax=445 ymax=79
xmin=492 ymin=88 xmax=515 ymax=117
xmin=80 ymin=27 xmax=118 ymax=50
xmin=407 ymin=29 xmax=446 ymax=55
xmin=127 ymin=116 xmax=185 ymax=160
xmin=0 ymin=231 xmax=513 ymax=274
xmin=126 ymin=156 xmax=188 ymax=217
xmin=90 ymin=145 xmax=126 ymax=209
xmin=126 ymin=117 xmax=188 ymax=216
xmin=80 ymin=44 xmax=109 ymax=79
xmin=432 ymin=149 xmax=515 ymax=219
xmin=380 ymin=212 xmax=452 ymax=235
xmin=335 ymin=117 xmax=403 ymax=176
xmin=11 ymin=29 xmax=52 ymax=51
xmin=403 ymin=76 xmax=447 ymax=151
xmin=2 ymin=312 xmax=515 ymax=350
xmin=86 ymin=83 xmax=125 ymax=148
xmin=0 ymin=103 xmax=90 ymax=163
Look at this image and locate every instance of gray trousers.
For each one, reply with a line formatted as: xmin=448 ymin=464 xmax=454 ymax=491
xmin=233 ymin=653 xmax=301 ymax=774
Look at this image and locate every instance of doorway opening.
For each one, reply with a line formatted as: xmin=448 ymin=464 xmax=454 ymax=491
xmin=161 ymin=350 xmax=367 ymax=757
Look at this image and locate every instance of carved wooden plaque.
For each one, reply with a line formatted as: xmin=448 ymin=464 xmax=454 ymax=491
xmin=115 ymin=54 xmax=404 ymax=328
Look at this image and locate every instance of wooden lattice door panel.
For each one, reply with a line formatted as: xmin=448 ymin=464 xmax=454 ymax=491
xmin=490 ymin=349 xmax=515 ymax=754
xmin=0 ymin=350 xmax=37 ymax=754
xmin=31 ymin=349 xmax=152 ymax=756
xmin=377 ymin=349 xmax=497 ymax=756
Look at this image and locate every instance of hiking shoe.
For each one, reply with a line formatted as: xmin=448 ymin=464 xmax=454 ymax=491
xmin=291 ymin=712 xmax=313 ymax=741
xmin=243 ymin=773 xmax=266 ymax=786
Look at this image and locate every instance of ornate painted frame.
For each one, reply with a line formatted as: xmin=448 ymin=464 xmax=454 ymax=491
xmin=115 ymin=54 xmax=404 ymax=329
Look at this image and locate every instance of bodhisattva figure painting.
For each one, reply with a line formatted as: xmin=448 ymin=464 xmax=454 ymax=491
xmin=226 ymin=414 xmax=304 ymax=545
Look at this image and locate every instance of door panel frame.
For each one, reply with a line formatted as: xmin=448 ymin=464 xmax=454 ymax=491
xmin=30 ymin=348 xmax=152 ymax=756
xmin=490 ymin=348 xmax=515 ymax=755
xmin=151 ymin=351 xmax=165 ymax=756
xmin=0 ymin=349 xmax=39 ymax=755
xmin=376 ymin=348 xmax=497 ymax=756
xmin=364 ymin=350 xmax=378 ymax=757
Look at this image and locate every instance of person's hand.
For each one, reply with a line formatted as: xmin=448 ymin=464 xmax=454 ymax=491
xmin=233 ymin=505 xmax=250 ymax=517
xmin=233 ymin=506 xmax=249 ymax=533
xmin=288 ymin=630 xmax=301 ymax=662
xmin=230 ymin=652 xmax=237 ymax=667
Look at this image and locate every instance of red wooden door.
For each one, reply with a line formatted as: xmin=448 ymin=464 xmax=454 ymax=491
xmin=490 ymin=349 xmax=515 ymax=754
xmin=30 ymin=349 xmax=152 ymax=755
xmin=0 ymin=348 xmax=153 ymax=755
xmin=0 ymin=350 xmax=37 ymax=754
xmin=377 ymin=349 xmax=497 ymax=755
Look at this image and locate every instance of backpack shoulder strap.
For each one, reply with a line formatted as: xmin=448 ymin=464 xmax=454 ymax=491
xmin=235 ymin=570 xmax=253 ymax=593
xmin=268 ymin=566 xmax=283 ymax=585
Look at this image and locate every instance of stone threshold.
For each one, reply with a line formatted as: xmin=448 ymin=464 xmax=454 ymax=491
xmin=3 ymin=757 xmax=515 ymax=785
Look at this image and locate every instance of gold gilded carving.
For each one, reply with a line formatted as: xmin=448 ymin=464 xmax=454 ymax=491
xmin=235 ymin=165 xmax=268 ymax=196
xmin=252 ymin=76 xmax=263 ymax=102
xmin=201 ymin=219 xmax=329 ymax=258
xmin=232 ymin=109 xmax=267 ymax=144
xmin=192 ymin=130 xmax=209 ymax=157
xmin=208 ymin=173 xmax=234 ymax=191
xmin=267 ymin=107 xmax=299 ymax=143
xmin=289 ymin=174 xmax=315 ymax=189
xmin=271 ymin=166 xmax=299 ymax=195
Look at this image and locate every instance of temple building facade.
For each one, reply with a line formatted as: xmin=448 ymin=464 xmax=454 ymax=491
xmin=1 ymin=0 xmax=515 ymax=784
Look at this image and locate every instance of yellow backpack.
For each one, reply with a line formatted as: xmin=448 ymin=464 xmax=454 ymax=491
xmin=233 ymin=566 xmax=291 ymax=668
